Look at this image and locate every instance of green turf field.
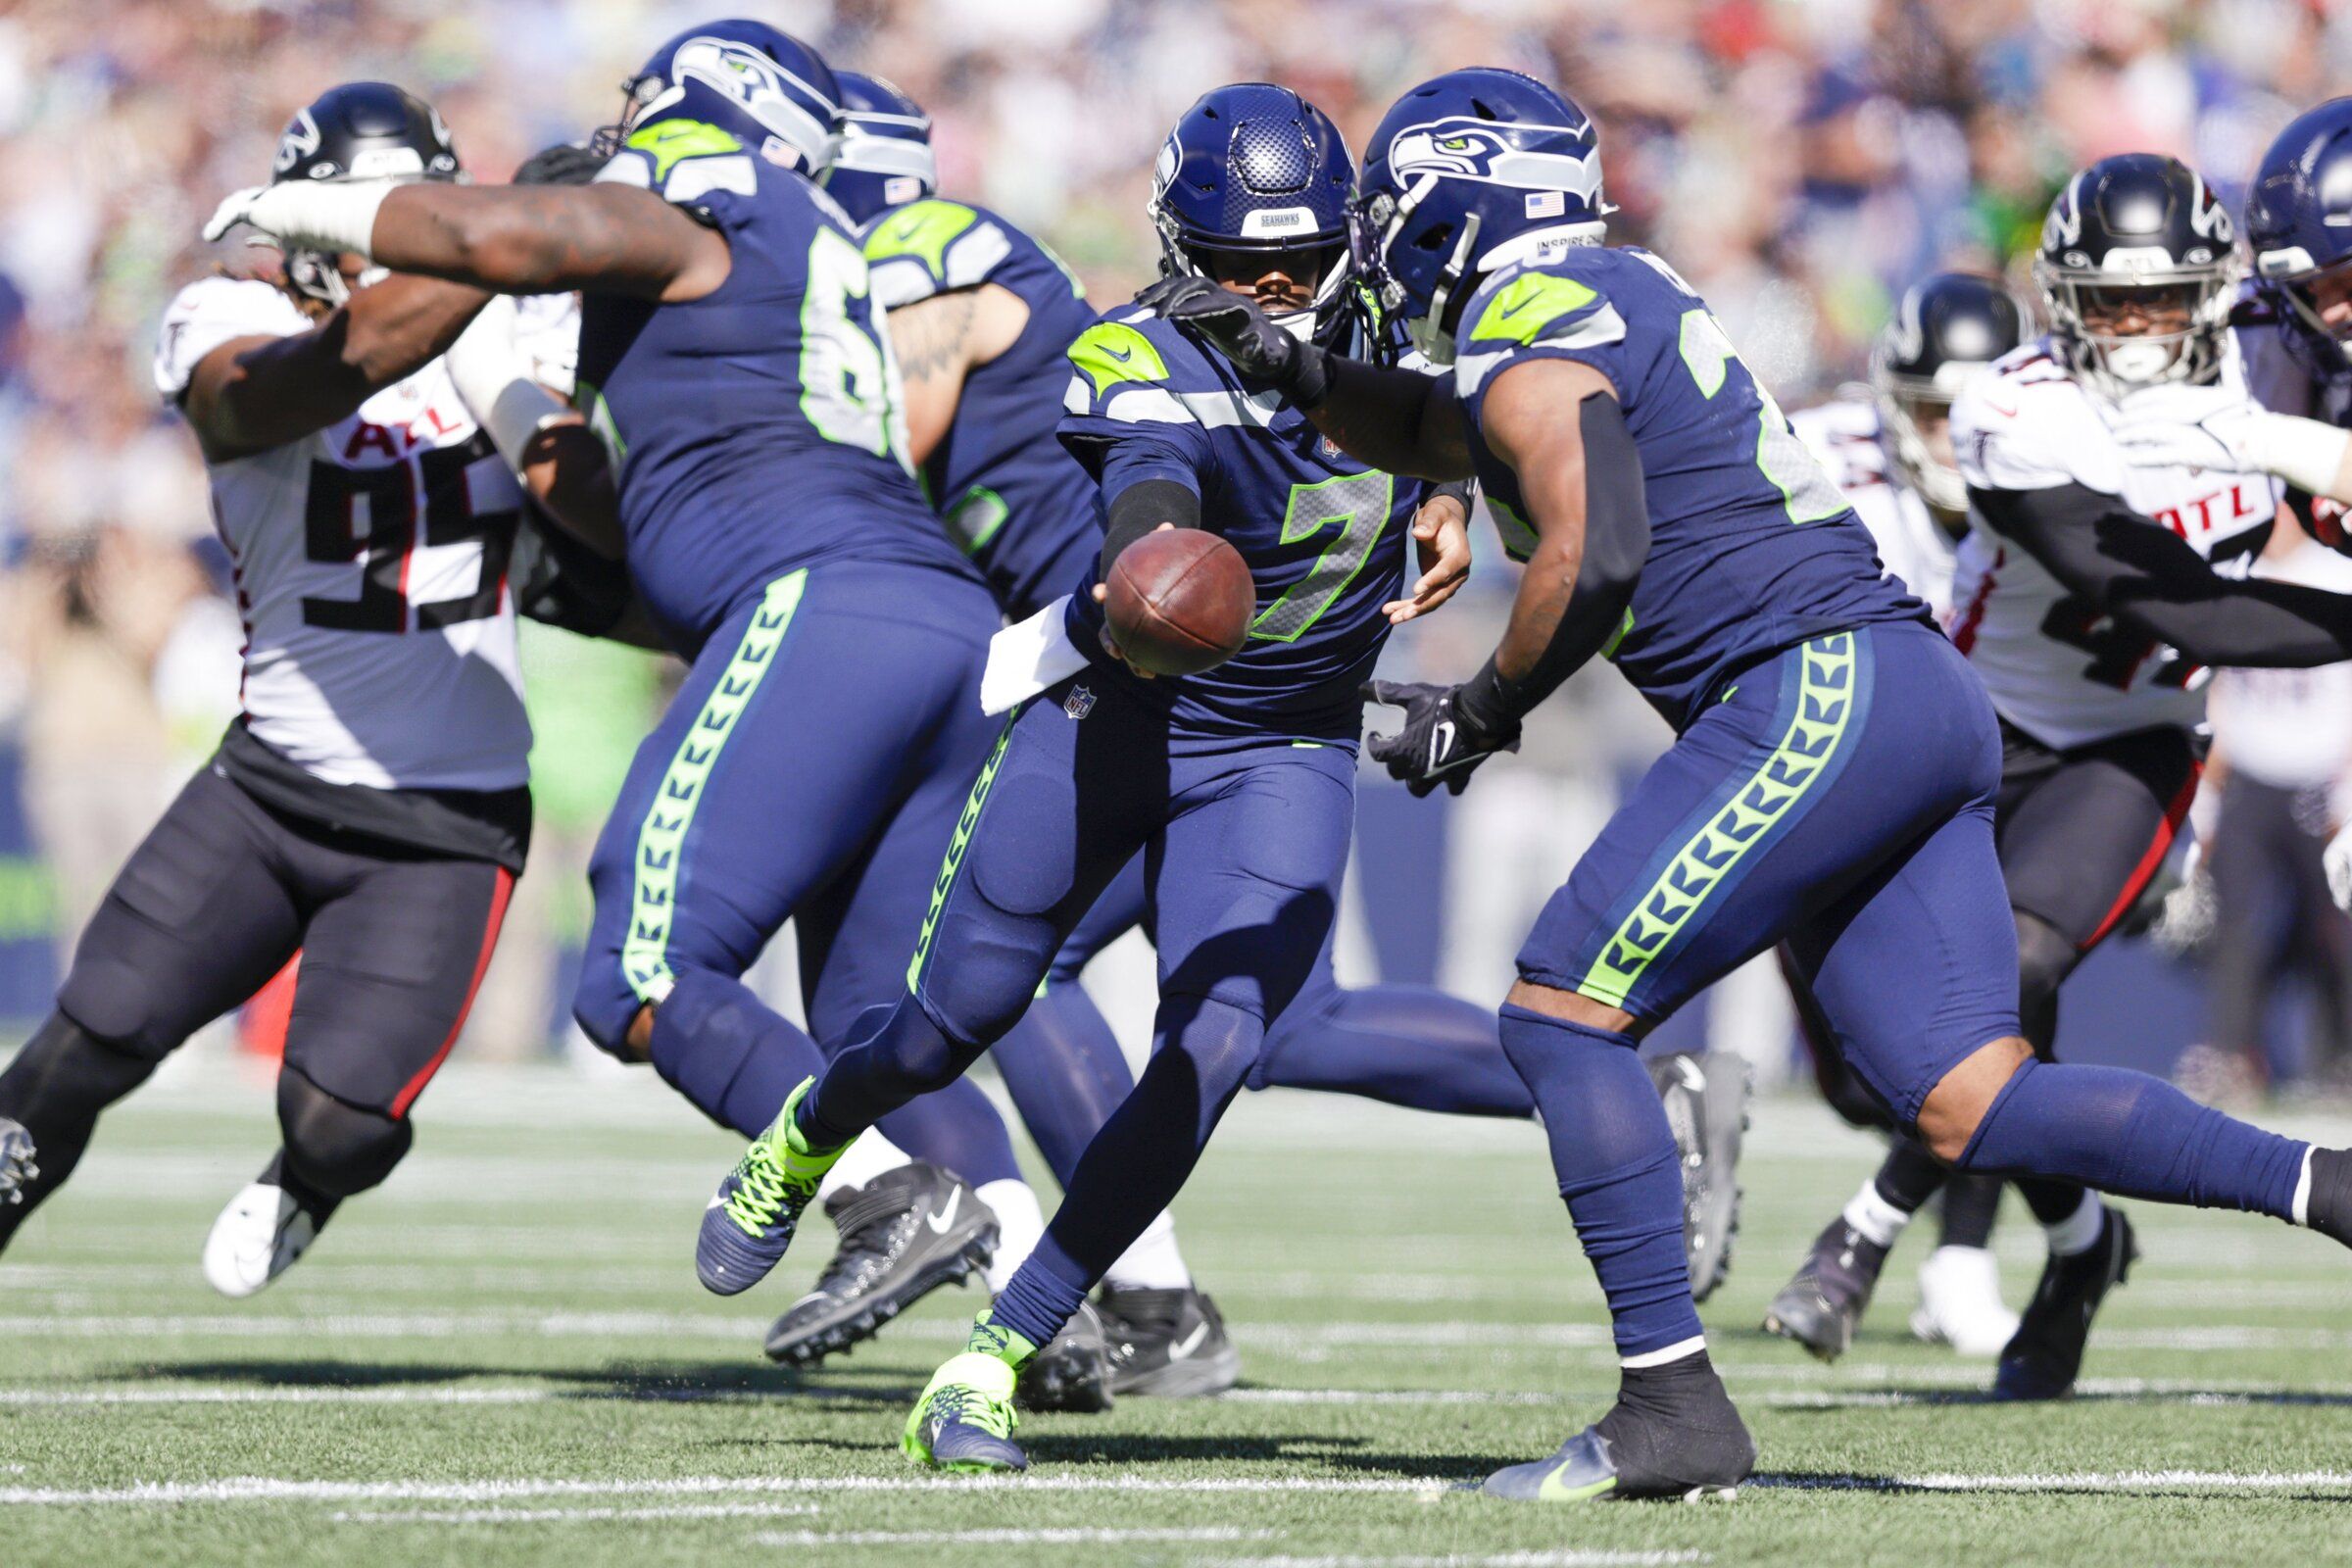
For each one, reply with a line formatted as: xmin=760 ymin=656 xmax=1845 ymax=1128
xmin=4 ymin=1057 xmax=2350 ymax=1568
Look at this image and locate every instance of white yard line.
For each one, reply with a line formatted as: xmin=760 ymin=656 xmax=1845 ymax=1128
xmin=754 ymin=1527 xmax=1270 ymax=1546
xmin=1202 ymin=1554 xmax=1706 ymax=1568
xmin=0 ymin=1387 xmax=560 ymax=1407
xmin=0 ymin=1475 xmax=1450 ymax=1506
xmin=1756 ymin=1470 xmax=2352 ymax=1493
xmin=339 ymin=1502 xmax=817 ymax=1525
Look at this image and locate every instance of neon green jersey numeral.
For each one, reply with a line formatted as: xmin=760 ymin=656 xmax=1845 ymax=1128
xmin=801 ymin=227 xmax=910 ymax=469
xmin=1674 ymin=308 xmax=1845 ymax=524
xmin=1250 ymin=470 xmax=1394 ymax=643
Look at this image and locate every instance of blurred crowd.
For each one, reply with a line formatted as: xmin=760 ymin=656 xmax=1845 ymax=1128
xmin=2 ymin=0 xmax=2351 ymax=1084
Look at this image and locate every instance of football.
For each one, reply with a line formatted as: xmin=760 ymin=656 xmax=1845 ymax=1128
xmin=1102 ymin=527 xmax=1255 ymax=676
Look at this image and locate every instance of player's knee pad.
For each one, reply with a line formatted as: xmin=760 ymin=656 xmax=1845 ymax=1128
xmin=55 ymin=968 xmax=195 ymax=1064
xmin=277 ymin=1065 xmax=412 ymax=1199
xmin=1153 ymin=994 xmax=1267 ymax=1107
xmin=569 ymin=964 xmax=645 ymax=1060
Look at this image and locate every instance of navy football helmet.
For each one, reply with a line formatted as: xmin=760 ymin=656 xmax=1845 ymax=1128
xmin=1148 ymin=84 xmax=1359 ymax=349
xmin=1350 ymin=69 xmax=1611 ymax=363
xmin=2033 ymin=153 xmax=2236 ymax=401
xmin=2246 ymin=97 xmax=2352 ymax=366
xmin=828 ymin=72 xmax=935 ymax=226
xmin=1871 ymin=272 xmax=2031 ymax=513
xmin=270 ymin=82 xmax=462 ymax=307
xmin=596 ymin=20 xmax=840 ymax=178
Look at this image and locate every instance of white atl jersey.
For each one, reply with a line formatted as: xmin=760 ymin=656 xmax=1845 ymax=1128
xmin=1947 ymin=333 xmax=2280 ymax=752
xmin=1788 ymin=397 xmax=1958 ymax=620
xmin=155 ymin=276 xmax=532 ymax=792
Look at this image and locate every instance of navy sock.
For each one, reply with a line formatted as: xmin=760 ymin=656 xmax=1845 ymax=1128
xmin=1958 ymin=1058 xmax=2307 ymax=1219
xmin=1257 ymin=984 xmax=1536 ymax=1118
xmin=799 ymin=995 xmax=984 ymax=1151
xmin=1939 ymin=1173 xmax=2003 ymax=1250
xmin=988 ymin=981 xmax=1136 ymax=1188
xmin=872 ymin=1082 xmax=1025 ymax=1190
xmin=999 ymin=996 xmax=1263 ymax=1344
xmin=647 ymin=971 xmax=826 ymax=1138
xmin=1497 ymin=1004 xmax=1703 ymax=1360
xmin=989 ymin=1231 xmax=1095 ymax=1350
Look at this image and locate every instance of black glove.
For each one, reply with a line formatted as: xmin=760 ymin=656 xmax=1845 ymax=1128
xmin=514 ymin=142 xmax=607 ymax=187
xmin=1135 ymin=274 xmax=1331 ymax=407
xmin=1360 ymin=679 xmax=1521 ymax=798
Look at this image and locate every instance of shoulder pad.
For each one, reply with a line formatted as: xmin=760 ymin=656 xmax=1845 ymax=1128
xmin=1068 ymin=318 xmax=1172 ymax=397
xmin=864 ymin=199 xmax=1013 ymax=307
xmin=600 ymin=118 xmax=757 ymax=210
xmin=1462 ymin=267 xmax=1625 ymax=352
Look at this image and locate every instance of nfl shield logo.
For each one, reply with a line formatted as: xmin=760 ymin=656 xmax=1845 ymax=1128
xmin=1064 ymin=685 xmax=1097 ymax=719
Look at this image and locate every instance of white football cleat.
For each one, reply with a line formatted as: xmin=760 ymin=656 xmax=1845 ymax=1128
xmin=1909 ymin=1244 xmax=2019 ymax=1357
xmin=203 ymin=1174 xmax=328 ymax=1298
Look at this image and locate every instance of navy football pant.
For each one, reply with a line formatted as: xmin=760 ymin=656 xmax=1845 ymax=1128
xmin=801 ymin=676 xmax=1355 ymax=1348
xmin=1508 ymin=622 xmax=2307 ymax=1359
xmin=574 ymin=562 xmax=1023 ymax=1186
xmin=990 ymin=858 xmax=1529 ymax=1184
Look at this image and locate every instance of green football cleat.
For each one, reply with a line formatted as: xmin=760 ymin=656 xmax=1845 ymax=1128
xmin=903 ymin=1350 xmax=1029 ymax=1474
xmin=695 ymin=1078 xmax=846 ymax=1296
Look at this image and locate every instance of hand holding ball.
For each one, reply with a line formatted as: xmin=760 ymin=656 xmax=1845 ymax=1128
xmin=1100 ymin=528 xmax=1253 ymax=677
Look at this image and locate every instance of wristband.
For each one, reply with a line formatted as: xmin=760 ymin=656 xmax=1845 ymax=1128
xmin=444 ymin=297 xmax=567 ymax=472
xmin=2243 ymin=409 xmax=2352 ymax=500
xmin=1285 ymin=341 xmax=1332 ymax=410
xmin=1454 ymin=658 xmax=1525 ymax=744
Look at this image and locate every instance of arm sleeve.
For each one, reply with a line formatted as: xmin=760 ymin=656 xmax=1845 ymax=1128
xmin=509 ymin=508 xmax=633 ymax=638
xmin=1973 ymin=480 xmax=2352 ymax=667
xmin=1458 ymin=395 xmax=1648 ymax=730
xmin=153 ymin=277 xmax=310 ymax=403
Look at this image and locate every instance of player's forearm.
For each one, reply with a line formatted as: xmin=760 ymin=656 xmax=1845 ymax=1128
xmin=518 ymin=420 xmax=626 ymax=561
xmin=1303 ymin=357 xmax=1474 ymax=481
xmin=2114 ymin=584 xmax=2352 ymax=668
xmin=371 ymin=184 xmax=701 ymax=299
xmin=196 ymin=277 xmax=487 ymax=455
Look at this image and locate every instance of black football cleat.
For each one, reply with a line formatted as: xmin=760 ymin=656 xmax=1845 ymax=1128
xmin=0 ymin=1118 xmax=35 ymax=1209
xmin=1993 ymin=1205 xmax=2136 ymax=1401
xmin=1760 ymin=1216 xmax=1888 ymax=1361
xmin=1098 ymin=1285 xmax=1240 ymax=1397
xmin=1648 ymin=1051 xmax=1751 ymax=1302
xmin=1013 ymin=1298 xmax=1115 ymax=1413
xmin=1478 ymin=1352 xmax=1753 ymax=1502
xmin=763 ymin=1162 xmax=999 ymax=1366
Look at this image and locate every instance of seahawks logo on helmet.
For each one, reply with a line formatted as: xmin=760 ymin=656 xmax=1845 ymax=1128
xmin=659 ymin=35 xmax=837 ymax=169
xmin=1385 ymin=115 xmax=1603 ymax=204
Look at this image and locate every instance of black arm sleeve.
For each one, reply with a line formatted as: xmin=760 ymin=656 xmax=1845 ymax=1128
xmin=1457 ymin=395 xmax=1649 ymax=733
xmin=1971 ymin=481 xmax=2352 ymax=668
xmin=1429 ymin=475 xmax=1477 ymax=513
xmin=1100 ymin=477 xmax=1203 ymax=577
xmin=510 ymin=507 xmax=633 ymax=639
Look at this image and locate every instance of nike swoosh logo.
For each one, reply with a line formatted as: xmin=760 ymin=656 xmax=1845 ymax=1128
xmin=1100 ymin=344 xmax=1134 ymax=363
xmin=925 ymin=1189 xmax=962 ymax=1235
xmin=1166 ymin=1320 xmax=1211 ymax=1360
xmin=1429 ymin=720 xmax=1454 ymax=775
xmin=706 ymin=1195 xmax=725 ymax=1211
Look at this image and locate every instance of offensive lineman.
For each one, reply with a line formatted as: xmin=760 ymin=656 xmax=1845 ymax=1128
xmin=1156 ymin=72 xmax=2352 ymax=1499
xmin=0 ymin=85 xmax=620 ymax=1290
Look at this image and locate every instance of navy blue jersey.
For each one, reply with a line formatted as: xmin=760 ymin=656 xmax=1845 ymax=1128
xmin=1453 ymin=246 xmax=1923 ymax=731
xmin=863 ymin=198 xmax=1102 ymax=619
xmin=1060 ymin=307 xmax=1426 ymax=745
xmin=573 ymin=118 xmax=973 ymax=656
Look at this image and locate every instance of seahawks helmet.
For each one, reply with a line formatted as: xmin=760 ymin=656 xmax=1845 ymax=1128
xmin=595 ymin=20 xmax=840 ymax=178
xmin=2033 ymin=154 xmax=2237 ymax=402
xmin=1350 ymin=69 xmax=1611 ymax=364
xmin=828 ymin=72 xmax=935 ymax=226
xmin=2245 ymin=97 xmax=2352 ymax=368
xmin=1871 ymin=272 xmax=2031 ymax=513
xmin=1148 ymin=84 xmax=1360 ymax=350
xmin=270 ymin=82 xmax=461 ymax=307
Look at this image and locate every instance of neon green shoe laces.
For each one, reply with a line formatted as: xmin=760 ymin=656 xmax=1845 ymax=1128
xmin=721 ymin=1141 xmax=798 ymax=1237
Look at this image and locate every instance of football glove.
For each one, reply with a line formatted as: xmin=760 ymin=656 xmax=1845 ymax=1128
xmin=514 ymin=142 xmax=608 ymax=187
xmin=1361 ymin=679 xmax=1519 ymax=797
xmin=1135 ymin=275 xmax=1330 ymax=406
xmin=2111 ymin=381 xmax=2352 ymax=498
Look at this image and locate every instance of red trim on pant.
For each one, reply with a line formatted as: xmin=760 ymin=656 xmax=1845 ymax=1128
xmin=390 ymin=866 xmax=514 ymax=1118
xmin=2082 ymin=763 xmax=2203 ymax=951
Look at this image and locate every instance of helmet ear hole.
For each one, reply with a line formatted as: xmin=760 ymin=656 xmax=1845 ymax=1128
xmin=1413 ymin=221 xmax=1455 ymax=254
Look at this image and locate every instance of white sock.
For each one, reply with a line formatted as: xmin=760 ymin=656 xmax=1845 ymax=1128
xmin=814 ymin=1130 xmax=909 ymax=1202
xmin=1102 ymin=1208 xmax=1192 ymax=1292
xmin=2293 ymin=1145 xmax=2316 ymax=1226
xmin=1841 ymin=1180 xmax=1914 ymax=1249
xmin=977 ymin=1178 xmax=1045 ymax=1294
xmin=2043 ymin=1191 xmax=2106 ymax=1257
xmin=1622 ymin=1334 xmax=1707 ymax=1370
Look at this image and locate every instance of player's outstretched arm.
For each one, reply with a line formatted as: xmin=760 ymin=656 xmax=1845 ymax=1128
xmin=207 ymin=180 xmax=731 ymax=302
xmin=1134 ymin=275 xmax=1472 ymax=480
xmin=1975 ymin=481 xmax=2352 ymax=667
xmin=182 ymin=275 xmax=490 ymax=460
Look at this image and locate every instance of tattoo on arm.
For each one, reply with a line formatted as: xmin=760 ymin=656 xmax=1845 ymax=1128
xmin=890 ymin=290 xmax=978 ymax=385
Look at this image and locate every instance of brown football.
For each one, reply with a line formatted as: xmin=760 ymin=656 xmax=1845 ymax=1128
xmin=1103 ymin=528 xmax=1254 ymax=676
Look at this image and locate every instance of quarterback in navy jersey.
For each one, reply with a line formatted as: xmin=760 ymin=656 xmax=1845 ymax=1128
xmin=208 ymin=21 xmax=1041 ymax=1246
xmin=1151 ymin=69 xmax=2352 ymax=1500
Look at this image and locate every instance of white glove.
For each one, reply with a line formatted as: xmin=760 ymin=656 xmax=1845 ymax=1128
xmin=2328 ymin=820 xmax=2352 ymax=913
xmin=2111 ymin=380 xmax=2352 ymax=498
xmin=203 ymin=179 xmax=396 ymax=257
